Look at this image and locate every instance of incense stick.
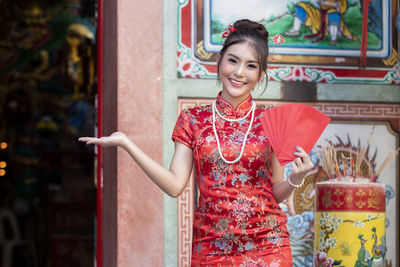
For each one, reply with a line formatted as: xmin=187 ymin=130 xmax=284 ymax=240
xmin=318 ymin=127 xmax=398 ymax=183
xmin=371 ymin=147 xmax=400 ymax=182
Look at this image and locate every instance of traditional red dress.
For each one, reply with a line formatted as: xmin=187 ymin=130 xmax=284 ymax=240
xmin=172 ymin=93 xmax=293 ymax=267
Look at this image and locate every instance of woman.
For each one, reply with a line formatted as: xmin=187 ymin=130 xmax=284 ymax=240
xmin=80 ymin=19 xmax=313 ymax=266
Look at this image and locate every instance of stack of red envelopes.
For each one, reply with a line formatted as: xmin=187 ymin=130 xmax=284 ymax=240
xmin=260 ymin=103 xmax=331 ymax=166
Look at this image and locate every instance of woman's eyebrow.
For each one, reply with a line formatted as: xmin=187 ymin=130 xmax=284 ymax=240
xmin=227 ymin=53 xmax=259 ymax=64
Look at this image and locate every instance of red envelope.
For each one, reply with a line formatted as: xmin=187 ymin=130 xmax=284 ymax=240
xmin=261 ymin=104 xmax=331 ymax=166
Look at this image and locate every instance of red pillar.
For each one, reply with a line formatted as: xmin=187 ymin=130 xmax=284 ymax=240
xmin=102 ymin=0 xmax=163 ymax=266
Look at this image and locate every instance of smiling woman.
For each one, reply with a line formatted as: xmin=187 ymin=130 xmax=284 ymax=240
xmin=79 ymin=18 xmax=313 ymax=266
xmin=216 ymin=43 xmax=262 ymax=107
xmin=216 ymin=19 xmax=270 ymax=105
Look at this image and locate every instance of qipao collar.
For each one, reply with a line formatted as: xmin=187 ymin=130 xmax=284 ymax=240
xmin=215 ymin=92 xmax=253 ymax=119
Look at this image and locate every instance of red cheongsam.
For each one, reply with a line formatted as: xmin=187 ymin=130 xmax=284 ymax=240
xmin=172 ymin=93 xmax=293 ymax=267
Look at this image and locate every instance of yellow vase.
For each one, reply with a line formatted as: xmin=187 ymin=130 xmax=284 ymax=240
xmin=313 ymin=178 xmax=386 ymax=267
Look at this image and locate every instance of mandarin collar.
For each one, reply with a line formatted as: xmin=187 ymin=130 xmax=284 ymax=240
xmin=215 ymin=92 xmax=253 ymax=118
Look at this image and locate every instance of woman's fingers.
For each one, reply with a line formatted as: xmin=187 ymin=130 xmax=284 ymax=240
xmin=79 ymin=137 xmax=104 ymax=145
xmin=293 ymin=146 xmax=307 ymax=156
xmin=291 ymin=146 xmax=314 ymax=172
xmin=290 ymin=146 xmax=315 ymax=186
xmin=78 ymin=133 xmax=126 ymax=147
xmin=293 ymin=157 xmax=302 ymax=166
xmin=294 ymin=146 xmax=313 ymax=165
xmin=79 ymin=137 xmax=96 ymax=142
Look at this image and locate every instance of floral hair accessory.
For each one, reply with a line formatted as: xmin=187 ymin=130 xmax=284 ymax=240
xmin=222 ymin=24 xmax=237 ymax=38
xmin=270 ymin=34 xmax=285 ymax=61
xmin=271 ymin=34 xmax=285 ymax=45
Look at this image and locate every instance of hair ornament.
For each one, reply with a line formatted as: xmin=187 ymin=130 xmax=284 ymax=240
xmin=271 ymin=34 xmax=285 ymax=45
xmin=222 ymin=24 xmax=237 ymax=38
xmin=270 ymin=34 xmax=285 ymax=62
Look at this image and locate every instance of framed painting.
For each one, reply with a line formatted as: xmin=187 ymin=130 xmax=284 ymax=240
xmin=176 ymin=99 xmax=400 ymax=266
xmin=177 ymin=0 xmax=400 ymax=83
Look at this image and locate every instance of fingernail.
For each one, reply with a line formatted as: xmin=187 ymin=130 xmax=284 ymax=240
xmin=296 ymin=145 xmax=300 ymax=149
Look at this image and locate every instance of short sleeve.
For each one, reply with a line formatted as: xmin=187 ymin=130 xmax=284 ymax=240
xmin=172 ymin=109 xmax=194 ymax=149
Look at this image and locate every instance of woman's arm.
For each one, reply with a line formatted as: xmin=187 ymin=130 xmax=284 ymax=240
xmin=79 ymin=132 xmax=193 ymax=198
xmin=271 ymin=146 xmax=314 ymax=203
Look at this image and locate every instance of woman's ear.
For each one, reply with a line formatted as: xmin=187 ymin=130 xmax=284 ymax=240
xmin=259 ymin=69 xmax=267 ymax=82
xmin=216 ymin=53 xmax=221 ymax=64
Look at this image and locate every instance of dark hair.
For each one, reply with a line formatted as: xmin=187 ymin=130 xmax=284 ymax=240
xmin=217 ymin=19 xmax=269 ymax=93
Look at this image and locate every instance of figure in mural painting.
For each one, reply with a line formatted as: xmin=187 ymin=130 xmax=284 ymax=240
xmin=285 ymin=0 xmax=357 ymax=45
xmin=80 ymin=19 xmax=314 ymax=266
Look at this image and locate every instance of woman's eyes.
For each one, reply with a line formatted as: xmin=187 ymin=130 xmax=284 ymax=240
xmin=227 ymin=58 xmax=258 ymax=69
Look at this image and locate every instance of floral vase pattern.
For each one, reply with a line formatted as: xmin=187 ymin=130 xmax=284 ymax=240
xmin=313 ymin=180 xmax=386 ymax=267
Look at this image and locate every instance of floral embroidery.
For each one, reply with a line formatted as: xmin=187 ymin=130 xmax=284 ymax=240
xmin=172 ymin=93 xmax=292 ymax=266
xmin=240 ymin=256 xmax=281 ymax=267
xmin=230 ymin=193 xmax=256 ymax=223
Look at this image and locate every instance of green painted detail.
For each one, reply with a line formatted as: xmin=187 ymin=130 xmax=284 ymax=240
xmin=177 ymin=44 xmax=216 ymax=78
xmin=267 ymin=65 xmax=400 ymax=84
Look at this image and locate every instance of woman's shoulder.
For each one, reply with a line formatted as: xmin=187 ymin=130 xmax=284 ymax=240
xmin=181 ymin=104 xmax=212 ymax=117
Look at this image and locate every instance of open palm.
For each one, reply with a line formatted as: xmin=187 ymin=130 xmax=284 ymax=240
xmin=79 ymin=132 xmax=128 ymax=147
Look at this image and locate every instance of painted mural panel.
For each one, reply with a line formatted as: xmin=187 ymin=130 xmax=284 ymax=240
xmin=177 ymin=0 xmax=399 ymax=83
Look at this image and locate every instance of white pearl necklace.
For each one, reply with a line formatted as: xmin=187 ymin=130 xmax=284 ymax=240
xmin=212 ymin=100 xmax=256 ymax=164
xmin=214 ymin=102 xmax=254 ymax=122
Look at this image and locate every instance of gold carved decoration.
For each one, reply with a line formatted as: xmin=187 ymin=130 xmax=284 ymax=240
xmin=196 ymin=41 xmax=213 ymax=60
xmin=382 ymin=48 xmax=398 ymax=66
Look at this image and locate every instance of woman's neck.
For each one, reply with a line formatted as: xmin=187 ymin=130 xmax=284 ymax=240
xmin=220 ymin=91 xmax=251 ymax=109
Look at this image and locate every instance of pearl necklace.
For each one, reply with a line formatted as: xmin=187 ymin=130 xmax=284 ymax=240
xmin=214 ymin=102 xmax=254 ymax=122
xmin=212 ymin=100 xmax=256 ymax=164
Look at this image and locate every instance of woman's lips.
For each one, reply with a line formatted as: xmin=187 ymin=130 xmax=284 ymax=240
xmin=229 ymin=78 xmax=246 ymax=87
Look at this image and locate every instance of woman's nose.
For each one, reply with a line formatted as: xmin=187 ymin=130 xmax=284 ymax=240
xmin=234 ymin=64 xmax=245 ymax=76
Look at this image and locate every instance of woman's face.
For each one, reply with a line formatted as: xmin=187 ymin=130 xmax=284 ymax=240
xmin=217 ymin=42 xmax=264 ymax=108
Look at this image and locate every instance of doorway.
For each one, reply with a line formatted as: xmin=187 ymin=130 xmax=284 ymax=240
xmin=0 ymin=0 xmax=97 ymax=266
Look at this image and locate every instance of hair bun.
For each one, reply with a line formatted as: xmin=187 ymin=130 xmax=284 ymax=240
xmin=233 ymin=19 xmax=269 ymax=40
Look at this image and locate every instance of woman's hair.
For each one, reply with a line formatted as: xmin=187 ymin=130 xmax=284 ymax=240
xmin=217 ymin=19 xmax=270 ymax=93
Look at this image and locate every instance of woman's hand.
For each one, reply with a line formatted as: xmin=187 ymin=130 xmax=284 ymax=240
xmin=290 ymin=146 xmax=314 ymax=185
xmin=79 ymin=132 xmax=128 ymax=148
xmin=272 ymin=146 xmax=314 ymax=202
xmin=79 ymin=132 xmax=193 ymax=198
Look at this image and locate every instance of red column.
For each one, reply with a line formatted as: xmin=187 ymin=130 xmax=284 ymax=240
xmin=102 ymin=0 xmax=164 ymax=266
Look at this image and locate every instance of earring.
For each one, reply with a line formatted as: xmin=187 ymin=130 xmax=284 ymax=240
xmin=258 ymin=82 xmax=262 ymax=91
